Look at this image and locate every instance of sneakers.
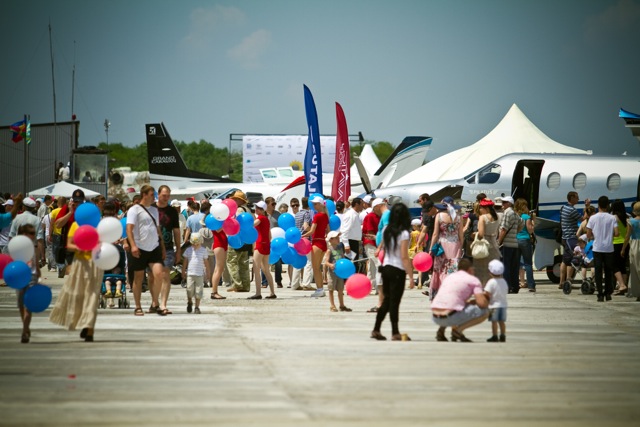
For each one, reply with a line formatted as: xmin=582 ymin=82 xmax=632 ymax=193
xmin=487 ymin=335 xmax=499 ymax=342
xmin=605 ymin=294 xmax=612 ymax=301
xmin=104 ymin=291 xmax=112 ymax=297
xmin=115 ymin=290 xmax=122 ymax=298
xmin=339 ymin=306 xmax=352 ymax=312
xmin=187 ymin=301 xmax=193 ymax=313
xmin=499 ymin=334 xmax=506 ymax=342
xmin=247 ymin=294 xmax=263 ymax=300
xmin=311 ymin=288 xmax=325 ymax=298
xmin=194 ymin=307 xmax=201 ymax=314
xmin=264 ymin=294 xmax=277 ymax=299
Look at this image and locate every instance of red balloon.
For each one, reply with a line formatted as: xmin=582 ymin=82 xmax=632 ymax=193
xmin=413 ymin=252 xmax=433 ymax=272
xmin=293 ymin=238 xmax=312 ymax=255
xmin=0 ymin=254 xmax=13 ymax=279
xmin=222 ymin=217 xmax=240 ymax=236
xmin=345 ymin=273 xmax=371 ymax=299
xmin=221 ymin=199 xmax=237 ymax=218
xmin=74 ymin=225 xmax=100 ymax=251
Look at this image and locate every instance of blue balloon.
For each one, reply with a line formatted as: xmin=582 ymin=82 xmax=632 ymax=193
xmin=3 ymin=261 xmax=32 ymax=289
xmin=205 ymin=214 xmax=223 ymax=231
xmin=228 ymin=234 xmax=244 ymax=249
xmin=120 ymin=217 xmax=127 ymax=238
xmin=329 ymin=215 xmax=341 ymax=231
xmin=325 ymin=199 xmax=336 ymax=215
xmin=278 ymin=213 xmax=296 ymax=230
xmin=285 ymin=226 xmax=301 ymax=244
xmin=240 ymin=226 xmax=258 ymax=244
xmin=291 ymin=253 xmax=308 ymax=269
xmin=335 ymin=258 xmax=356 ymax=279
xmin=75 ymin=202 xmax=101 ymax=227
xmin=237 ymin=212 xmax=255 ymax=229
xmin=270 ymin=237 xmax=288 ymax=255
xmin=23 ymin=284 xmax=52 ymax=313
xmin=281 ymin=247 xmax=297 ymax=265
xmin=268 ymin=252 xmax=281 ymax=265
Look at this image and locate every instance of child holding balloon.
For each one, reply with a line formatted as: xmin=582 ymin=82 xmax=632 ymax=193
xmin=16 ymin=224 xmax=40 ymax=343
xmin=323 ymin=231 xmax=352 ymax=312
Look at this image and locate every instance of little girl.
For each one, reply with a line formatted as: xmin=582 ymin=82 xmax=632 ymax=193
xmin=182 ymin=232 xmax=210 ymax=314
xmin=323 ymin=231 xmax=352 ymax=313
xmin=16 ymin=224 xmax=41 ymax=343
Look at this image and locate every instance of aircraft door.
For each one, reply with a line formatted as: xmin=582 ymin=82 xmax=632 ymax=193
xmin=511 ymin=160 xmax=544 ymax=213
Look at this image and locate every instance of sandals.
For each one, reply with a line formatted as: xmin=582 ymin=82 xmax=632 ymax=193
xmin=339 ymin=306 xmax=352 ymax=312
xmin=134 ymin=308 xmax=144 ymax=316
xmin=211 ymin=293 xmax=226 ymax=300
xmin=370 ymin=330 xmax=387 ymax=341
xmin=330 ymin=306 xmax=339 ymax=312
xmin=519 ymin=282 xmax=527 ymax=289
xmin=367 ymin=306 xmax=379 ymax=313
xmin=264 ymin=294 xmax=277 ymax=299
xmin=157 ymin=308 xmax=169 ymax=316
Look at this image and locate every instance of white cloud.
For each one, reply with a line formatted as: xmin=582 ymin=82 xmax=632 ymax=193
xmin=584 ymin=0 xmax=640 ymax=41
xmin=228 ymin=29 xmax=272 ymax=69
xmin=183 ymin=5 xmax=246 ymax=51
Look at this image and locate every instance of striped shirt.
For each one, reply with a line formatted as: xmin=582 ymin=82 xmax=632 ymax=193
xmin=560 ymin=203 xmax=581 ymax=239
xmin=184 ymin=245 xmax=208 ymax=276
xmin=295 ymin=209 xmax=312 ymax=232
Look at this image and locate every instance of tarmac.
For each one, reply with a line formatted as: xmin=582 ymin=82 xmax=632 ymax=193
xmin=0 ymin=269 xmax=639 ymax=427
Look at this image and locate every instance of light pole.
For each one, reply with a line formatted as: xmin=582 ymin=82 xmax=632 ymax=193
xmin=104 ymin=119 xmax=110 ymax=196
xmin=104 ymin=119 xmax=110 ymax=147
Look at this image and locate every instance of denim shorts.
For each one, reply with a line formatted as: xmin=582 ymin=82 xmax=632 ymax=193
xmin=163 ymin=249 xmax=176 ymax=268
xmin=432 ymin=304 xmax=488 ymax=328
xmin=489 ymin=307 xmax=507 ymax=322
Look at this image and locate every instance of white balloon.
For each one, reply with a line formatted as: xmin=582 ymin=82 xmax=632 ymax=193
xmin=210 ymin=203 xmax=230 ymax=221
xmin=8 ymin=235 xmax=35 ymax=263
xmin=92 ymin=243 xmax=120 ymax=270
xmin=97 ymin=217 xmax=123 ymax=243
xmin=271 ymin=227 xmax=285 ymax=240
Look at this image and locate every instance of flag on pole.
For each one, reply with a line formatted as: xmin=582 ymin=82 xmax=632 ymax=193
xmin=10 ymin=116 xmax=30 ymax=144
xmin=303 ymin=85 xmax=322 ymax=197
xmin=331 ymin=102 xmax=351 ymax=201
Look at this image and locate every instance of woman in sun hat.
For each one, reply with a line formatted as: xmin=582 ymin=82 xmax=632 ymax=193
xmin=301 ymin=196 xmax=330 ymax=298
xmin=429 ymin=196 xmax=464 ymax=299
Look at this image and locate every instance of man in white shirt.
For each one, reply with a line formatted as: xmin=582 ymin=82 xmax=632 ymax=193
xmin=340 ymin=197 xmax=364 ymax=272
xmin=359 ymin=195 xmax=372 ymax=223
xmin=126 ymin=184 xmax=166 ymax=316
xmin=586 ymin=195 xmax=619 ymax=302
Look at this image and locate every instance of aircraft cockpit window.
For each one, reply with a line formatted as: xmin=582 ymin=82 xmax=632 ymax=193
xmin=607 ymin=173 xmax=621 ymax=191
xmin=278 ymin=169 xmax=294 ymax=178
xmin=547 ymin=172 xmax=561 ymax=190
xmin=466 ymin=164 xmax=501 ymax=184
xmin=573 ymin=173 xmax=587 ymax=191
xmin=261 ymin=169 xmax=278 ymax=179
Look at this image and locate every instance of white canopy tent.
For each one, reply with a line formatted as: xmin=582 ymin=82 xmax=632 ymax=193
xmin=392 ymin=104 xmax=589 ymax=186
xmin=28 ymin=181 xmax=101 ymax=199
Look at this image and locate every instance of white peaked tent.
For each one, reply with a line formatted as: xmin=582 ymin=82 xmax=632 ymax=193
xmin=28 ymin=181 xmax=101 ymax=199
xmin=392 ymin=104 xmax=589 ymax=186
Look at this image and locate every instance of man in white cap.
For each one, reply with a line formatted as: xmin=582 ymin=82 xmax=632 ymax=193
xmin=0 ymin=198 xmax=19 ymax=255
xmin=359 ymin=194 xmax=373 ymax=223
xmin=9 ymin=197 xmax=45 ymax=263
xmin=497 ymin=196 xmax=522 ymax=293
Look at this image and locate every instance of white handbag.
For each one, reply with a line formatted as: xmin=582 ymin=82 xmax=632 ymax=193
xmin=470 ymin=234 xmax=490 ymax=259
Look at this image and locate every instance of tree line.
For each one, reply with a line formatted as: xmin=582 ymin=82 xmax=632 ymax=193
xmin=98 ymin=139 xmax=395 ymax=183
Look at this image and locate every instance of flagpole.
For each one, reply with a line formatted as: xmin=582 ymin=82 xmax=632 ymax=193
xmin=23 ymin=114 xmax=28 ymax=195
xmin=49 ymin=21 xmax=58 ymax=179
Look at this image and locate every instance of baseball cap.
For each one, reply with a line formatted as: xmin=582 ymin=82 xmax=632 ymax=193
xmin=579 ymin=234 xmax=588 ymax=242
xmin=501 ymin=196 xmax=514 ymax=204
xmin=3 ymin=199 xmax=14 ymax=206
xmin=310 ymin=196 xmax=325 ymax=205
xmin=411 ymin=218 xmax=422 ymax=226
xmin=23 ymin=198 xmax=36 ymax=208
xmin=371 ymin=198 xmax=385 ymax=209
xmin=325 ymin=230 xmax=340 ymax=242
xmin=170 ymin=199 xmax=181 ymax=207
xmin=255 ymin=201 xmax=267 ymax=210
xmin=190 ymin=232 xmax=203 ymax=245
xmin=362 ymin=195 xmax=372 ymax=204
xmin=488 ymin=259 xmax=504 ymax=275
xmin=71 ymin=189 xmax=85 ymax=203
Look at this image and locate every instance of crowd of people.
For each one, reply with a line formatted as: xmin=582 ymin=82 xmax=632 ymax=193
xmin=1 ymin=185 xmax=638 ymax=344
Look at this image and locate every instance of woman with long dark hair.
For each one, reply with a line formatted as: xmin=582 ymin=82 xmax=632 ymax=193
xmin=371 ymin=203 xmax=414 ymax=341
xmin=611 ymin=199 xmax=629 ymax=295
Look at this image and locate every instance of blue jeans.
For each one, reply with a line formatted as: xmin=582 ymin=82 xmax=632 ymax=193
xmin=518 ymin=239 xmax=535 ymax=289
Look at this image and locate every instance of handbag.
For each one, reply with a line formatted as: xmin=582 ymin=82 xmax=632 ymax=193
xmin=430 ymin=242 xmax=444 ymax=257
xmin=470 ymin=234 xmax=490 ymax=259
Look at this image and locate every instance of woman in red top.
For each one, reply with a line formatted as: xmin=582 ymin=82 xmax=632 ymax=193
xmin=302 ymin=197 xmax=330 ymax=297
xmin=210 ymin=229 xmax=228 ymax=300
xmin=249 ymin=201 xmax=276 ymax=300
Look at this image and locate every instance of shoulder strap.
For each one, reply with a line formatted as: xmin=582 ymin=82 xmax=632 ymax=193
xmin=138 ymin=205 xmax=158 ymax=227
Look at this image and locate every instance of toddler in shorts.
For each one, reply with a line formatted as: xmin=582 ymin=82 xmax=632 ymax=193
xmin=182 ymin=232 xmax=210 ymax=314
xmin=323 ymin=231 xmax=352 ymax=313
xmin=484 ymin=259 xmax=508 ymax=342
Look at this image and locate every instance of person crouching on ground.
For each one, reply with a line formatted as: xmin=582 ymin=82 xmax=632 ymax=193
xmin=484 ymin=259 xmax=508 ymax=342
xmin=323 ymin=230 xmax=352 ymax=313
xmin=182 ymin=232 xmax=210 ymax=314
xmin=430 ymin=258 xmax=489 ymax=342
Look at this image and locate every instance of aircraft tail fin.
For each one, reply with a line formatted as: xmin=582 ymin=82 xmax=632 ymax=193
xmin=619 ymin=108 xmax=640 ymax=143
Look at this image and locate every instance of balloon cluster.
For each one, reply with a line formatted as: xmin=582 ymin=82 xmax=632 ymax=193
xmin=268 ymin=213 xmax=308 ymax=268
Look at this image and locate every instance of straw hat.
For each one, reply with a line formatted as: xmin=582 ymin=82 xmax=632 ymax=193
xmin=229 ymin=190 xmax=248 ymax=204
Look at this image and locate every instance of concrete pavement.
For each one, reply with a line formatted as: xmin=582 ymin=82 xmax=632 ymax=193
xmin=1 ymin=270 xmax=639 ymax=426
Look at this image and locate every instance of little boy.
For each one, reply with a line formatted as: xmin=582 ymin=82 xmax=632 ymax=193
xmin=182 ymin=232 xmax=210 ymax=314
xmin=323 ymin=230 xmax=352 ymax=313
xmin=484 ymin=259 xmax=508 ymax=342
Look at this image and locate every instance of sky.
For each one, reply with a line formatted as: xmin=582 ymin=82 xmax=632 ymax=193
xmin=2 ymin=0 xmax=640 ymax=163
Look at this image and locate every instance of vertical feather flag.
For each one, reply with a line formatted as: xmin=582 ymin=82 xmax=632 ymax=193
xmin=303 ymin=85 xmax=322 ymax=197
xmin=332 ymin=102 xmax=351 ymax=201
xmin=10 ymin=116 xmax=30 ymax=144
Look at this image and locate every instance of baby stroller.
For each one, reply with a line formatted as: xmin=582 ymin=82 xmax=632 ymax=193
xmin=99 ymin=245 xmax=130 ymax=309
xmin=562 ymin=240 xmax=595 ymax=295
